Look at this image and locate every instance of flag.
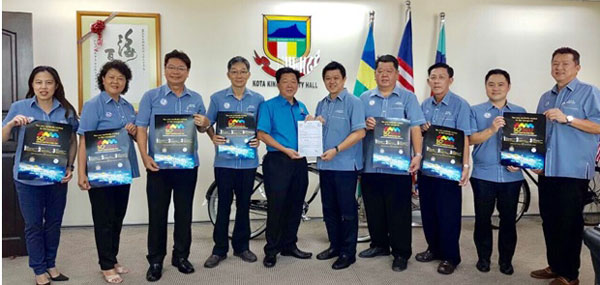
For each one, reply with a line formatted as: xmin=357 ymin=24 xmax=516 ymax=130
xmin=397 ymin=11 xmax=414 ymax=93
xmin=435 ymin=17 xmax=446 ymax=64
xmin=353 ymin=21 xmax=376 ymax=97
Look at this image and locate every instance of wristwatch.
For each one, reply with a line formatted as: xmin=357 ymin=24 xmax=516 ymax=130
xmin=463 ymin=164 xmax=470 ymax=169
xmin=566 ymin=115 xmax=574 ymax=124
xmin=335 ymin=146 xmax=340 ymax=153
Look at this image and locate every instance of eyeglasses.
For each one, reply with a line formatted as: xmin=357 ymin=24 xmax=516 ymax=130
xmin=229 ymin=70 xmax=249 ymax=76
xmin=166 ymin=65 xmax=188 ymax=72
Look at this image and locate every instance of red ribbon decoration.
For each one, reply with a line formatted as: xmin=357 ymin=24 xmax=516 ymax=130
xmin=90 ymin=20 xmax=106 ymax=51
xmin=77 ymin=12 xmax=118 ymax=49
xmin=253 ymin=51 xmax=277 ymax=77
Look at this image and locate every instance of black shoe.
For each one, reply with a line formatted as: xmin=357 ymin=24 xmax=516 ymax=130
xmin=281 ymin=247 xmax=312 ymax=259
xmin=392 ymin=256 xmax=408 ymax=272
xmin=332 ymin=254 xmax=355 ymax=270
xmin=437 ymin=260 xmax=456 ymax=275
xmin=172 ymin=257 xmax=195 ymax=274
xmin=146 ymin=263 xmax=163 ymax=282
xmin=263 ymin=255 xmax=277 ymax=268
xmin=499 ymin=263 xmax=514 ymax=275
xmin=476 ymin=259 xmax=490 ymax=272
xmin=47 ymin=271 xmax=69 ymax=281
xmin=317 ymin=248 xmax=339 ymax=260
xmin=203 ymin=254 xmax=227 ymax=268
xmin=358 ymin=247 xmax=390 ymax=258
xmin=415 ymin=250 xmax=437 ymax=262
xmin=234 ymin=250 xmax=257 ymax=263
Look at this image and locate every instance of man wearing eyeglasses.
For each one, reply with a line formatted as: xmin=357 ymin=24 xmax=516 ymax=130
xmin=136 ymin=50 xmax=210 ymax=282
xmin=202 ymin=56 xmax=264 ymax=268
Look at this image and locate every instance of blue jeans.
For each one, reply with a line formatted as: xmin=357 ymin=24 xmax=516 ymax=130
xmin=15 ymin=181 xmax=67 ymax=275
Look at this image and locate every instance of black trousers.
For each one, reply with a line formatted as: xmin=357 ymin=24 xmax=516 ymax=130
xmin=539 ymin=176 xmax=588 ymax=281
xmin=319 ymin=170 xmax=358 ymax=256
xmin=262 ymin=152 xmax=308 ymax=256
xmin=212 ymin=167 xmax=256 ymax=256
xmin=361 ymin=173 xmax=412 ymax=259
xmin=470 ymin=177 xmax=522 ymax=265
xmin=88 ymin=184 xmax=130 ymax=270
xmin=583 ymin=228 xmax=600 ymax=285
xmin=418 ymin=174 xmax=462 ymax=265
xmin=146 ymin=168 xmax=198 ymax=264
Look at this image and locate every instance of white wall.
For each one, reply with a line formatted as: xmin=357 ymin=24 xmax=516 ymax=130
xmin=3 ymin=0 xmax=600 ymax=226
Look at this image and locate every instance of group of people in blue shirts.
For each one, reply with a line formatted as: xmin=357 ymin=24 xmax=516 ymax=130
xmin=3 ymin=47 xmax=598 ymax=285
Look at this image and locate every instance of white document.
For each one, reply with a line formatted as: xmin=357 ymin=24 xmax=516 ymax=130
xmin=298 ymin=121 xmax=323 ymax=157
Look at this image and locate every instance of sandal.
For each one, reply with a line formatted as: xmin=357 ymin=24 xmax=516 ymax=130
xmin=102 ymin=270 xmax=123 ymax=284
xmin=114 ymin=264 xmax=129 ymax=274
xmin=35 ymin=274 xmax=50 ymax=285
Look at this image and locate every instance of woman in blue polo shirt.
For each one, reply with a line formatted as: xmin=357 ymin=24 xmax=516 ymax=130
xmin=76 ymin=60 xmax=139 ymax=284
xmin=2 ymin=66 xmax=78 ymax=285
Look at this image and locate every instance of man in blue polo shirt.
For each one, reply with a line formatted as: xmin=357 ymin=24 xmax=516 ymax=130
xmin=358 ymin=55 xmax=425 ymax=272
xmin=203 ymin=56 xmax=264 ymax=268
xmin=469 ymin=69 xmax=526 ymax=275
xmin=136 ymin=50 xmax=210 ymax=282
xmin=308 ymin=61 xmax=365 ymax=270
xmin=416 ymin=62 xmax=471 ymax=275
xmin=257 ymin=67 xmax=312 ymax=268
xmin=530 ymin=47 xmax=600 ymax=285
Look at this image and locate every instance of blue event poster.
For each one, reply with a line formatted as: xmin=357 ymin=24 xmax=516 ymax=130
xmin=153 ymin=114 xmax=196 ymax=169
xmin=85 ymin=128 xmax=132 ymax=187
xmin=372 ymin=117 xmax=411 ymax=171
xmin=216 ymin=112 xmax=257 ymax=160
xmin=421 ymin=125 xmax=465 ymax=182
xmin=500 ymin=112 xmax=546 ymax=170
xmin=17 ymin=121 xmax=73 ymax=183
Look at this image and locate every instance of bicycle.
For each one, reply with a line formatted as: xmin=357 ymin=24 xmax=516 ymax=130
xmin=205 ymin=163 xmax=373 ymax=242
xmin=206 ymin=163 xmax=438 ymax=242
xmin=584 ymin=166 xmax=600 ymax=226
xmin=205 ymin=163 xmax=600 ymax=240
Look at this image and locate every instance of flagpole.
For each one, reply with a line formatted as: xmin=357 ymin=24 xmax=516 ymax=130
xmin=369 ymin=10 xmax=375 ymax=25
xmin=440 ymin=12 xmax=445 ymax=25
xmin=405 ymin=1 xmax=411 ymax=24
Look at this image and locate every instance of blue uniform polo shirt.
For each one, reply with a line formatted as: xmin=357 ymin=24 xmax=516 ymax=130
xmin=206 ymin=87 xmax=264 ymax=169
xmin=256 ymin=95 xmax=309 ymax=152
xmin=536 ymin=78 xmax=600 ymax=179
xmin=78 ymin=91 xmax=140 ymax=178
xmin=360 ymin=86 xmax=426 ymax=175
xmin=136 ymin=84 xmax=206 ymax=167
xmin=421 ymin=90 xmax=472 ymax=135
xmin=2 ymin=97 xmax=79 ymax=186
xmin=315 ymin=89 xmax=366 ymax=171
xmin=470 ymin=101 xmax=526 ymax=183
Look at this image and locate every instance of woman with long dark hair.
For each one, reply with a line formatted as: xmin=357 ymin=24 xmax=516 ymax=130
xmin=2 ymin=66 xmax=78 ymax=285
xmin=77 ymin=60 xmax=139 ymax=284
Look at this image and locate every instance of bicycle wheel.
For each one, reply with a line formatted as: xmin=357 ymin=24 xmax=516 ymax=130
xmin=583 ymin=170 xmax=600 ymax=226
xmin=207 ymin=173 xmax=268 ymax=239
xmin=491 ymin=180 xmax=531 ymax=229
xmin=356 ymin=190 xmax=370 ymax=243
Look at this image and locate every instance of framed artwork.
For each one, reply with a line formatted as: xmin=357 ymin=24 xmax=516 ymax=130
xmin=77 ymin=11 xmax=161 ymax=111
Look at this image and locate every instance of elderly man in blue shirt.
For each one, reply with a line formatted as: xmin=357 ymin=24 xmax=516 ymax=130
xmin=306 ymin=61 xmax=365 ymax=270
xmin=469 ymin=69 xmax=526 ymax=275
xmin=358 ymin=55 xmax=425 ymax=272
xmin=529 ymin=47 xmax=600 ymax=285
xmin=416 ymin=62 xmax=471 ymax=275
xmin=203 ymin=56 xmax=264 ymax=268
xmin=257 ymin=67 xmax=313 ymax=268
xmin=136 ymin=50 xmax=210 ymax=282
